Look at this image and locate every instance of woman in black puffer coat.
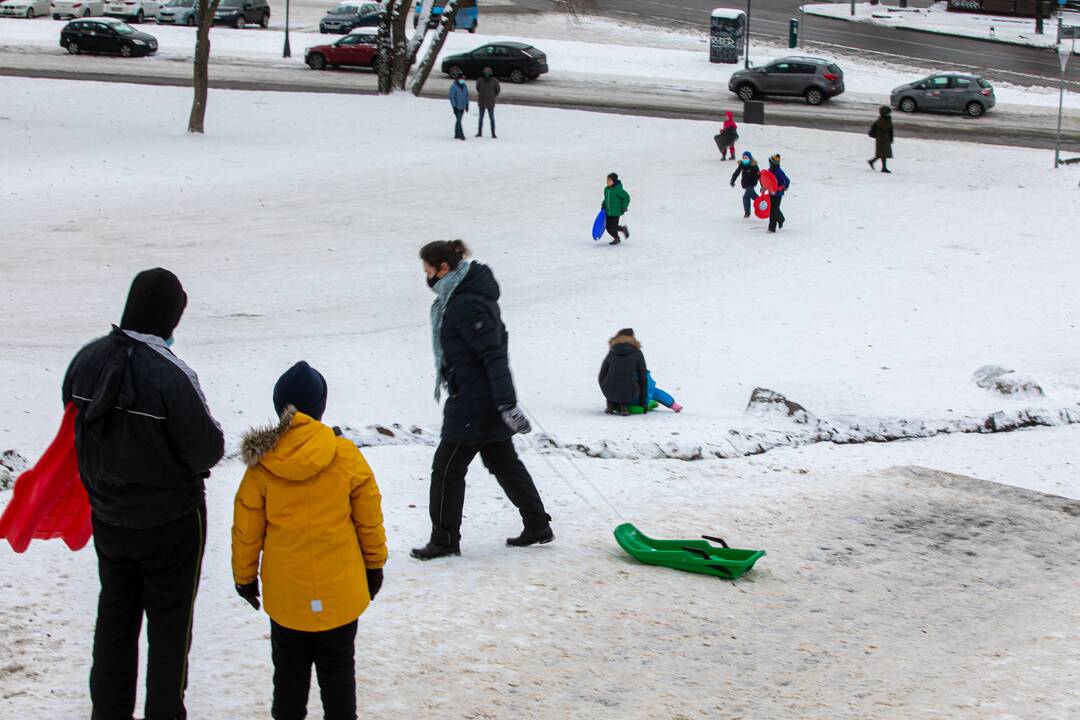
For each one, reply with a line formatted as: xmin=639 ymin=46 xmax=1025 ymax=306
xmin=599 ymin=328 xmax=649 ymax=416
xmin=411 ymin=240 xmax=552 ymax=562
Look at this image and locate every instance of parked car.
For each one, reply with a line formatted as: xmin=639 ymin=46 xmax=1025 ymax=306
xmin=213 ymin=0 xmax=269 ymax=28
xmin=414 ymin=0 xmax=476 ymax=33
xmin=728 ymin=56 xmax=845 ymax=106
xmin=319 ymin=1 xmax=377 ymax=33
xmin=0 ymin=0 xmax=50 ymax=18
xmin=441 ymin=42 xmax=547 ymax=83
xmin=51 ymin=0 xmax=104 ymax=19
xmin=156 ymin=0 xmax=196 ymax=25
xmin=102 ymin=0 xmax=160 ymax=23
xmin=891 ymin=73 xmax=995 ymax=118
xmin=60 ymin=17 xmax=157 ymax=56
xmin=305 ymin=28 xmax=377 ymax=69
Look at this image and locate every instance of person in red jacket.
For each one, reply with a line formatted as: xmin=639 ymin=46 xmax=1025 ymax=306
xmin=716 ymin=111 xmax=738 ymax=160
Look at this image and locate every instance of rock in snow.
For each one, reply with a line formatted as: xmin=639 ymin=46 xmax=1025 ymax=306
xmin=973 ymin=365 xmax=1045 ymax=397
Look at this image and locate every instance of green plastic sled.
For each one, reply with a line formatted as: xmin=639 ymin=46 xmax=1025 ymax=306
xmin=614 ymin=523 xmax=765 ymax=579
xmin=627 ymin=401 xmax=660 ymax=414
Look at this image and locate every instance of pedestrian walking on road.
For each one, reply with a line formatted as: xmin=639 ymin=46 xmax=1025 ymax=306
xmin=715 ymin=111 xmax=739 ymax=160
xmin=730 ymin=151 xmax=760 ymax=218
xmin=767 ymin=154 xmax=790 ymax=233
xmin=602 ymin=172 xmax=631 ymax=245
xmin=449 ymin=77 xmax=469 ymax=141
xmin=868 ymin=105 xmax=894 ymax=173
xmin=411 ymin=240 xmax=553 ymax=561
xmin=476 ymin=66 xmax=500 ymax=138
xmin=63 ymin=268 xmax=225 ymax=720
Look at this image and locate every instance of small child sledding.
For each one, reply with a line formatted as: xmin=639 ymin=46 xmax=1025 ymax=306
xmin=598 ymin=328 xmax=683 ymax=415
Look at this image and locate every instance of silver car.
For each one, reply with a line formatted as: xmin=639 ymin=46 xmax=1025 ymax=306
xmin=156 ymin=0 xmax=195 ymax=24
xmin=728 ymin=56 xmax=845 ymax=106
xmin=891 ymin=73 xmax=996 ymax=118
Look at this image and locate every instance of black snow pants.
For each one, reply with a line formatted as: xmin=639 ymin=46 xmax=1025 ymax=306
xmin=271 ymin=619 xmax=358 ymax=720
xmin=769 ymin=193 xmax=785 ymax=231
xmin=89 ymin=504 xmax=206 ymax=720
xmin=605 ymin=214 xmax=627 ymax=241
xmin=429 ymin=439 xmax=549 ymax=546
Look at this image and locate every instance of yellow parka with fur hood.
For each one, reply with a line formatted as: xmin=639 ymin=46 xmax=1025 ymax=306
xmin=231 ymin=408 xmax=387 ymax=632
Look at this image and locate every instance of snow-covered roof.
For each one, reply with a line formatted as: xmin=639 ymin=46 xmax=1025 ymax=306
xmin=711 ymin=8 xmax=745 ymax=19
xmin=348 ymin=27 xmax=378 ymax=35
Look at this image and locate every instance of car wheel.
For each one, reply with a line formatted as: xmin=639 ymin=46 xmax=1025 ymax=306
xmin=233 ymin=14 xmax=243 ymax=27
xmin=82 ymin=7 xmax=90 ymax=15
xmin=804 ymin=87 xmax=824 ymax=105
xmin=25 ymin=6 xmax=34 ymax=17
xmin=736 ymin=83 xmax=756 ymax=102
xmin=53 ymin=13 xmax=60 ymax=18
xmin=186 ymin=12 xmax=195 ymax=25
xmin=899 ymin=96 xmax=917 ymax=113
xmin=260 ymin=11 xmax=269 ymax=27
xmin=448 ymin=64 xmax=463 ymax=78
xmin=120 ymin=43 xmax=134 ymax=56
xmin=965 ymin=100 xmax=984 ymax=118
xmin=66 ymin=40 xmax=80 ymax=54
xmin=307 ymin=53 xmax=326 ymax=70
xmin=509 ymin=68 xmax=526 ymax=84
xmin=134 ymin=8 xmax=143 ymax=22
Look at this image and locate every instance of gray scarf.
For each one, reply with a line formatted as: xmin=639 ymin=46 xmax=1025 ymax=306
xmin=430 ymin=260 xmax=472 ymax=401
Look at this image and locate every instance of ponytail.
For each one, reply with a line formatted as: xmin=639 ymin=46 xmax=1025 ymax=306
xmin=420 ymin=240 xmax=470 ymax=271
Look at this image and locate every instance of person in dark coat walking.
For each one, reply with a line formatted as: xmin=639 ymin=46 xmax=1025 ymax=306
xmin=730 ymin=151 xmax=760 ymax=218
xmin=475 ymin=66 xmax=500 ymax=138
xmin=598 ymin=329 xmax=649 ymax=416
xmin=767 ymin=154 xmax=790 ymax=233
xmin=62 ymin=268 xmax=224 ymax=720
xmin=868 ymin=105 xmax=894 ymax=173
xmin=601 ymin=172 xmax=631 ymax=245
xmin=411 ymin=240 xmax=552 ymax=561
xmin=449 ymin=77 xmax=469 ymax=141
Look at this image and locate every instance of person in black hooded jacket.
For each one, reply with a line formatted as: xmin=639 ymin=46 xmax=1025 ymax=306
xmin=62 ymin=268 xmax=224 ymax=720
xmin=599 ymin=328 xmax=648 ymax=415
xmin=411 ymin=240 xmax=552 ymax=561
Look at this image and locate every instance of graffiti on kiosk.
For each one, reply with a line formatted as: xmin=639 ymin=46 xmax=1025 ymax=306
xmin=947 ymin=0 xmax=982 ymax=10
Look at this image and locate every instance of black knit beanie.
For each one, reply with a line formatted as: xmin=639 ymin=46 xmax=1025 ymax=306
xmin=617 ymin=328 xmax=634 ymax=337
xmin=119 ymin=268 xmax=188 ymax=341
xmin=273 ymin=361 xmax=328 ymax=421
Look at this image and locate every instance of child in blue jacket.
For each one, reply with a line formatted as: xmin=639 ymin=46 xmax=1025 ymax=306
xmin=647 ymin=371 xmax=682 ymax=413
xmin=767 ymin=154 xmax=790 ymax=233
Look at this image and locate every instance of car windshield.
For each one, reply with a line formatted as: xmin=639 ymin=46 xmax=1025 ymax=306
xmin=164 ymin=0 xmax=192 ymax=6
xmin=331 ymin=4 xmax=358 ymax=13
xmin=113 ymin=22 xmax=135 ymax=34
xmin=220 ymin=0 xmax=243 ymax=6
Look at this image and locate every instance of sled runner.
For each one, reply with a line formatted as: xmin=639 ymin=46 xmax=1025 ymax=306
xmin=0 ymin=404 xmax=92 ymax=553
xmin=753 ymin=193 xmax=771 ymax=219
xmin=614 ymin=523 xmax=764 ymax=579
xmin=759 ymin=169 xmax=778 ymax=195
xmin=592 ymin=209 xmax=607 ymax=241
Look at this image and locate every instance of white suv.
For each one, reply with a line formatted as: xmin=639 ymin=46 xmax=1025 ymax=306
xmin=103 ymin=0 xmax=160 ymax=22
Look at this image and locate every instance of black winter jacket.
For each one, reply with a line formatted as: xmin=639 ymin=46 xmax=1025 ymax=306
xmin=731 ymin=160 xmax=760 ymax=189
xmin=598 ymin=335 xmax=648 ymax=406
xmin=62 ymin=328 xmax=225 ymax=529
xmin=439 ymin=263 xmax=517 ymax=444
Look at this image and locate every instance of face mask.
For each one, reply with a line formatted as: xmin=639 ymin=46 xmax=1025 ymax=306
xmin=741 ymin=159 xmax=749 ymax=166
xmin=483 ymin=71 xmax=492 ymax=78
xmin=426 ymin=275 xmax=440 ymax=290
xmin=457 ymin=79 xmax=465 ymax=86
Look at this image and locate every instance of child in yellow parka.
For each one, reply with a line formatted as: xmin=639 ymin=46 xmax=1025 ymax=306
xmin=231 ymin=361 xmax=387 ymax=720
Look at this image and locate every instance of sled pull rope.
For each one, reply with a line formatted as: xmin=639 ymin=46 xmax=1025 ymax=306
xmin=520 ymin=404 xmax=626 ymax=522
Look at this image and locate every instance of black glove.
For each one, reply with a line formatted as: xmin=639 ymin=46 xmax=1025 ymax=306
xmin=730 ymin=181 xmax=736 ymax=188
xmin=499 ymin=405 xmax=532 ymax=435
xmin=235 ymin=580 xmax=260 ymax=611
xmin=366 ymin=568 xmax=384 ymax=601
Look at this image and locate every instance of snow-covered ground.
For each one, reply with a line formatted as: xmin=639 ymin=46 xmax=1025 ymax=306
xmin=804 ymin=1 xmax=1080 ymax=53
xmin=1 ymin=76 xmax=1079 ymax=717
xmin=1 ymin=12 xmax=1079 ymax=109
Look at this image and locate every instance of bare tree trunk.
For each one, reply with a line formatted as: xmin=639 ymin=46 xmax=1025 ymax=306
xmin=389 ymin=0 xmax=413 ymax=90
xmin=404 ymin=0 xmax=433 ymax=69
xmin=410 ymin=0 xmax=457 ymax=97
xmin=188 ymin=0 xmax=222 ymax=133
xmin=376 ymin=0 xmax=398 ymax=94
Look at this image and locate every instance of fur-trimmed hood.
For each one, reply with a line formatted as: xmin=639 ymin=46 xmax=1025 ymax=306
xmin=609 ymin=334 xmax=641 ymax=350
xmin=241 ymin=405 xmax=337 ymax=481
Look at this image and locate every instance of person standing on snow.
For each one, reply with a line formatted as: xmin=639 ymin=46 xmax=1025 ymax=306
xmin=62 ymin=268 xmax=224 ymax=720
xmin=767 ymin=154 xmax=790 ymax=233
xmin=730 ymin=151 xmax=760 ymax=218
xmin=598 ymin=328 xmax=649 ymax=416
xmin=601 ymin=172 xmax=631 ymax=245
xmin=412 ymin=240 xmax=553 ymax=561
xmin=449 ymin=76 xmax=469 ymax=141
xmin=868 ymin=105 xmax=894 ymax=174
xmin=232 ymin=361 xmax=387 ymax=720
xmin=715 ymin=111 xmax=739 ymax=160
xmin=476 ymin=66 xmax=500 ymax=138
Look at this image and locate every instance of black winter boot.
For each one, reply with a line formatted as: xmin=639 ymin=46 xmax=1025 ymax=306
xmin=410 ymin=542 xmax=461 ymax=561
xmin=618 ymin=405 xmax=630 ymax=417
xmin=506 ymin=525 xmax=555 ymax=547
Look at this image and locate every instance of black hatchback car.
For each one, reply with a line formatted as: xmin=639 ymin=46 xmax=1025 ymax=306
xmin=441 ymin=42 xmax=548 ymax=83
xmin=60 ymin=18 xmax=157 ymax=57
xmin=319 ymin=1 xmax=379 ymax=33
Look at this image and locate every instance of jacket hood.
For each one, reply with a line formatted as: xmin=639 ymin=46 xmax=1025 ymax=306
xmin=609 ymin=333 xmax=641 ymax=350
xmin=241 ymin=407 xmax=338 ymax=482
xmin=455 ymin=262 xmax=500 ymax=303
xmin=120 ymin=268 xmax=187 ymax=341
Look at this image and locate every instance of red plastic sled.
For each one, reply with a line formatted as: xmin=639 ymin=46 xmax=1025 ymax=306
xmin=753 ymin=193 xmax=772 ymax=219
xmin=0 ymin=404 xmax=92 ymax=553
xmin=759 ymin=169 xmax=778 ymax=195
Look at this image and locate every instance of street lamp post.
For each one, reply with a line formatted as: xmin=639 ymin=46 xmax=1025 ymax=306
xmin=744 ymin=0 xmax=751 ymax=68
xmin=283 ymin=0 xmax=291 ymax=58
xmin=1055 ymin=22 xmax=1075 ymax=168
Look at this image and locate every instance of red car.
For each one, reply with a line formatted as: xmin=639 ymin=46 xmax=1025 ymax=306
xmin=305 ymin=29 xmax=377 ymax=70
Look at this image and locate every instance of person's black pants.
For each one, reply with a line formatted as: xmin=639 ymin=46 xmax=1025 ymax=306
xmin=605 ymin=214 xmax=627 ymax=241
xmin=768 ymin=193 xmax=785 ymax=231
xmin=477 ymin=105 xmax=495 ymax=136
xmin=453 ymin=108 xmax=465 ymax=139
xmin=89 ymin=505 xmax=206 ymax=720
xmin=429 ymin=439 xmax=549 ymax=546
xmin=271 ymin=619 xmax=358 ymax=720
